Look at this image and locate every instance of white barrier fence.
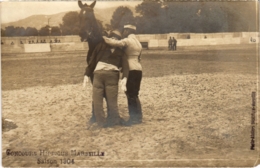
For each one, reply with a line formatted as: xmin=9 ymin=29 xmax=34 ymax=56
xmin=1 ymin=32 xmax=259 ymax=53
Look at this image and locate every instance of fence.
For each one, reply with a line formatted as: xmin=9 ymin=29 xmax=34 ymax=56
xmin=1 ymin=32 xmax=259 ymax=53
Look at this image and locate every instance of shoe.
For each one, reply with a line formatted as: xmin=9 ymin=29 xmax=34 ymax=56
xmin=103 ymin=117 xmax=124 ymax=128
xmin=88 ymin=116 xmax=96 ymax=124
xmin=123 ymin=119 xmax=142 ymax=126
xmin=103 ymin=117 xmax=126 ymax=128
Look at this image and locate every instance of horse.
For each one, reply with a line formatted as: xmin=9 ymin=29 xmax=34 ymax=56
xmin=78 ymin=0 xmax=127 ymax=63
xmin=78 ymin=0 xmax=103 ymax=63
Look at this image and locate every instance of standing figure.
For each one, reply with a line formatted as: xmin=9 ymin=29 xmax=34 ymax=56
xmin=168 ymin=37 xmax=173 ymax=50
xmin=103 ymin=24 xmax=143 ymax=126
xmin=172 ymin=37 xmax=177 ymax=50
xmin=84 ymin=30 xmax=128 ymax=127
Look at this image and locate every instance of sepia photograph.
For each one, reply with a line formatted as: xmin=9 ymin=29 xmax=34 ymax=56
xmin=1 ymin=0 xmax=259 ymax=167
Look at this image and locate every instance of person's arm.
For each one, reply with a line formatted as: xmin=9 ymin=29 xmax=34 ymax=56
xmin=103 ymin=36 xmax=128 ymax=48
xmin=120 ymin=55 xmax=128 ymax=92
xmin=120 ymin=52 xmax=129 ymax=92
xmin=83 ymin=44 xmax=103 ymax=88
xmin=121 ymin=53 xmax=129 ymax=79
xmin=84 ymin=46 xmax=99 ymax=77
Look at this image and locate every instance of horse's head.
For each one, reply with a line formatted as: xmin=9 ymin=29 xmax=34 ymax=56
xmin=78 ymin=0 xmax=100 ymax=42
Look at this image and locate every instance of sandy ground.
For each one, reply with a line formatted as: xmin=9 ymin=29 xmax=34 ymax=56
xmin=2 ymin=45 xmax=259 ymax=167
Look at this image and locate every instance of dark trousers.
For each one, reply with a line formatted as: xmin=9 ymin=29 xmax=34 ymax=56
xmin=93 ymin=70 xmax=120 ymax=126
xmin=126 ymin=70 xmax=142 ymax=121
xmin=168 ymin=44 xmax=172 ymax=50
xmin=172 ymin=43 xmax=177 ymax=50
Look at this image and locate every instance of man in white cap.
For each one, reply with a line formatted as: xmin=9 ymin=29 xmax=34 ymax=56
xmin=103 ymin=24 xmax=143 ymax=126
xmin=83 ymin=29 xmax=129 ymax=128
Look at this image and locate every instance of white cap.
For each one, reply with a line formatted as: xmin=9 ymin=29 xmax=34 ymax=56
xmin=124 ymin=24 xmax=136 ymax=30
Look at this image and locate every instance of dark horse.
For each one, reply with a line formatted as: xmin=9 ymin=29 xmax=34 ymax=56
xmin=78 ymin=0 xmax=103 ymax=63
xmin=78 ymin=0 xmax=104 ymax=124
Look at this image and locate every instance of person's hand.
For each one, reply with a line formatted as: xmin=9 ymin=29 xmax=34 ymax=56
xmin=121 ymin=77 xmax=127 ymax=92
xmin=102 ymin=36 xmax=108 ymax=40
xmin=83 ymin=75 xmax=89 ymax=88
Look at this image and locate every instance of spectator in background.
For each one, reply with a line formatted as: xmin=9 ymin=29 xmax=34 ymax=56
xmin=20 ymin=41 xmax=23 ymax=44
xmin=50 ymin=40 xmax=53 ymax=43
xmin=11 ymin=41 xmax=14 ymax=45
xmin=172 ymin=37 xmax=177 ymax=51
xmin=1 ymin=41 xmax=4 ymax=45
xmin=168 ymin=37 xmax=173 ymax=50
xmin=43 ymin=40 xmax=46 ymax=43
xmin=36 ymin=40 xmax=39 ymax=43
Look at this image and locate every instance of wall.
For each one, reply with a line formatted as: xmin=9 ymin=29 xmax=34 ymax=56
xmin=2 ymin=42 xmax=89 ymax=53
xmin=1 ymin=35 xmax=81 ymax=45
xmin=1 ymin=32 xmax=259 ymax=53
xmin=148 ymin=38 xmax=243 ymax=49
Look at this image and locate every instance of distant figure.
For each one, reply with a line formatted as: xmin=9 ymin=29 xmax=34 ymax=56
xmin=204 ymin=35 xmax=207 ymax=39
xmin=11 ymin=41 xmax=14 ymax=45
xmin=168 ymin=37 xmax=173 ymax=50
xmin=172 ymin=37 xmax=177 ymax=51
xmin=43 ymin=40 xmax=46 ymax=43
xmin=50 ymin=40 xmax=53 ymax=43
xmin=20 ymin=41 xmax=23 ymax=44
xmin=55 ymin=38 xmax=57 ymax=43
xmin=29 ymin=41 xmax=31 ymax=44
xmin=36 ymin=40 xmax=39 ymax=43
xmin=1 ymin=41 xmax=4 ymax=45
xmin=40 ymin=40 xmax=43 ymax=43
xmin=32 ymin=40 xmax=35 ymax=43
xmin=58 ymin=40 xmax=61 ymax=43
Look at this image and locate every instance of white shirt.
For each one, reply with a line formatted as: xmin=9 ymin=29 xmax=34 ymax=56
xmin=94 ymin=48 xmax=119 ymax=72
xmin=103 ymin=34 xmax=142 ymax=71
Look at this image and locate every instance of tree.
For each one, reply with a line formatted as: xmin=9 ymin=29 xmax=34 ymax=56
xmin=60 ymin=11 xmax=80 ymax=35
xmin=25 ymin=27 xmax=38 ymax=36
xmin=110 ymin=6 xmax=135 ymax=32
xmin=5 ymin=26 xmax=15 ymax=36
xmin=136 ymin=1 xmax=231 ymax=33
xmin=135 ymin=1 xmax=255 ymax=33
xmin=135 ymin=1 xmax=167 ymax=34
xmin=51 ymin=26 xmax=61 ymax=36
xmin=13 ymin=27 xmax=26 ymax=36
xmin=39 ymin=25 xmax=50 ymax=36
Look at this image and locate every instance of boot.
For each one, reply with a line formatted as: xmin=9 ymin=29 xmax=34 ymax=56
xmin=124 ymin=96 xmax=142 ymax=126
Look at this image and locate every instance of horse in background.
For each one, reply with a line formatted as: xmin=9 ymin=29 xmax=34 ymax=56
xmin=78 ymin=0 xmax=104 ymax=63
